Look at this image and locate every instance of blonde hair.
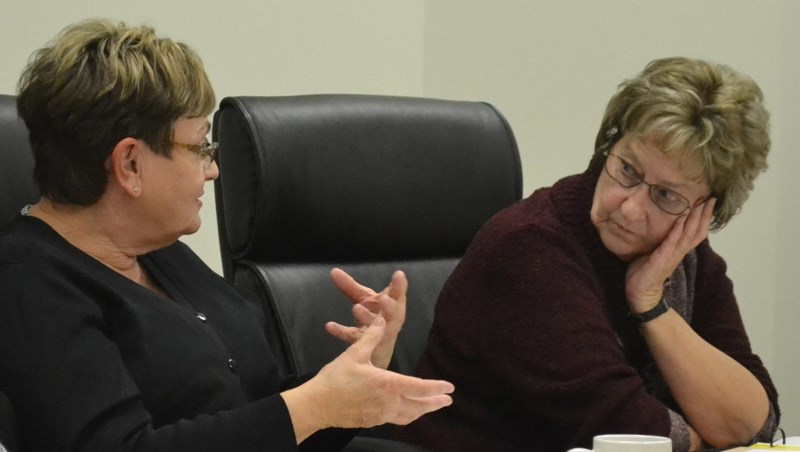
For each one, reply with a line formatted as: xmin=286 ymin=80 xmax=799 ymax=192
xmin=592 ymin=57 xmax=770 ymax=230
xmin=17 ymin=19 xmax=216 ymax=205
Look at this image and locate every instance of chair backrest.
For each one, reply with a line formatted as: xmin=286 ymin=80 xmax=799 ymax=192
xmin=0 ymin=94 xmax=38 ymax=229
xmin=213 ymin=94 xmax=522 ymax=379
xmin=0 ymin=93 xmax=34 ymax=452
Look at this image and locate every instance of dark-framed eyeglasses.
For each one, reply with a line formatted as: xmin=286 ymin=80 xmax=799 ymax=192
xmin=603 ymin=150 xmax=694 ymax=215
xmin=171 ymin=141 xmax=218 ymax=169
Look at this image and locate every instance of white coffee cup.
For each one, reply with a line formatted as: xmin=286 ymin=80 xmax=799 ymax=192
xmin=567 ymin=434 xmax=672 ymax=452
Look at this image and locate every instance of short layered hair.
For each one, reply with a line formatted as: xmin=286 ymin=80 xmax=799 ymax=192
xmin=17 ymin=19 xmax=216 ymax=206
xmin=590 ymin=57 xmax=770 ymax=230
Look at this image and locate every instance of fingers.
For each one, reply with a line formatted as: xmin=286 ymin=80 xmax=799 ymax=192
xmin=390 ymin=394 xmax=454 ymax=426
xmin=317 ymin=321 xmax=454 ymax=430
xmin=662 ymin=197 xmax=715 ymax=254
xmin=382 ymin=374 xmax=455 ymax=425
xmin=330 ymin=268 xmax=407 ymax=305
xmin=393 ymin=374 xmax=455 ymax=398
xmin=626 ymin=199 xmax=717 ymax=307
xmin=325 ymin=321 xmax=363 ymax=344
xmin=405 ymin=394 xmax=454 ymax=421
xmin=352 ymin=303 xmax=378 ymax=326
xmin=679 ymin=197 xmax=716 ymax=248
xmin=357 ymin=271 xmax=407 ymax=314
xmin=697 ymin=197 xmax=716 ymax=232
xmin=330 ymin=268 xmax=376 ymax=303
xmin=326 ymin=304 xmax=381 ymax=344
xmin=345 ymin=316 xmax=385 ymax=363
xmin=386 ymin=270 xmax=408 ymax=302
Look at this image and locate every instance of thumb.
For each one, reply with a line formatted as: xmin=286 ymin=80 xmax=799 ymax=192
xmin=347 ymin=316 xmax=385 ymax=364
xmin=387 ymin=270 xmax=408 ymax=300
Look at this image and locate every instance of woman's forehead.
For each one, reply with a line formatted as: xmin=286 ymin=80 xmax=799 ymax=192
xmin=173 ymin=117 xmax=210 ymax=135
xmin=617 ymin=134 xmax=709 ymax=190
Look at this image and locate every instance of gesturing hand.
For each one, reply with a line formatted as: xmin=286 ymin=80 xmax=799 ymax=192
xmin=325 ymin=268 xmax=407 ymax=369
xmin=310 ymin=316 xmax=454 ymax=429
xmin=626 ymin=198 xmax=716 ymax=313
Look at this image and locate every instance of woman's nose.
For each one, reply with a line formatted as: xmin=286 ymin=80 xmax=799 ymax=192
xmin=205 ymin=160 xmax=219 ymax=181
xmin=619 ymin=184 xmax=650 ymax=221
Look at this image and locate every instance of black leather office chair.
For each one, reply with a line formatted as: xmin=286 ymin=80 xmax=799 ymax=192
xmin=0 ymin=93 xmax=36 ymax=452
xmin=0 ymin=94 xmax=38 ymax=230
xmin=213 ymin=94 xmax=522 ymax=445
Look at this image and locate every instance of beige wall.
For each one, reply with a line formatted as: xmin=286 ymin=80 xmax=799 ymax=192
xmin=422 ymin=0 xmax=800 ymax=434
xmin=2 ymin=0 xmax=798 ymax=435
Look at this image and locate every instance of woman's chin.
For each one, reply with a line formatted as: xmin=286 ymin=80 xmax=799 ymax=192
xmin=598 ymin=229 xmax=642 ymax=262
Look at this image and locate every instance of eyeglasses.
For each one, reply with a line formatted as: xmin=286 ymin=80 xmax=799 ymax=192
xmin=171 ymin=141 xmax=218 ymax=170
xmin=603 ymin=151 xmax=695 ymax=215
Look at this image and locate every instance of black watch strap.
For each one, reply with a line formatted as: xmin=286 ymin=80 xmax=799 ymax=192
xmin=632 ymin=298 xmax=670 ymax=324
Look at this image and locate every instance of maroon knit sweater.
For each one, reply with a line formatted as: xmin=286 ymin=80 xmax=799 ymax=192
xmin=397 ymin=168 xmax=779 ymax=452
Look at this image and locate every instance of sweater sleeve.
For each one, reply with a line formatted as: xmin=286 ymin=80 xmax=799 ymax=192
xmin=436 ymin=218 xmax=675 ymax=448
xmin=689 ymin=242 xmax=780 ymax=442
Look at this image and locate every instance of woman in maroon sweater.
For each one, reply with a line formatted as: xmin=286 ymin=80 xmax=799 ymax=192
xmin=398 ymin=57 xmax=779 ymax=451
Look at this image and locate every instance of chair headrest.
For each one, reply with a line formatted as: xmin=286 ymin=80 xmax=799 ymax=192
xmin=0 ymin=94 xmax=38 ymax=230
xmin=214 ymin=94 xmax=522 ymax=263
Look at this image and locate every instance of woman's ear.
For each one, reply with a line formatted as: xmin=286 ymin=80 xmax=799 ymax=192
xmin=108 ymin=137 xmax=145 ymax=196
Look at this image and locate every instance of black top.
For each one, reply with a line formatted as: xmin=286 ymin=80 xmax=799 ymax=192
xmin=0 ymin=216 xmax=352 ymax=451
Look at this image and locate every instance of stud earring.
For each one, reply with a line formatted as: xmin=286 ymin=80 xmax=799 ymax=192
xmin=133 ymin=187 xmax=140 ymax=194
xmin=599 ymin=126 xmax=620 ymax=151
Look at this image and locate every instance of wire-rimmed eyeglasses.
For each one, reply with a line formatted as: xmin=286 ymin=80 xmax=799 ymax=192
xmin=171 ymin=141 xmax=218 ymax=170
xmin=603 ymin=150 xmax=696 ymax=215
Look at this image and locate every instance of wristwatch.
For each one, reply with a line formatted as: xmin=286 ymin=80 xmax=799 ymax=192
xmin=631 ymin=298 xmax=670 ymax=324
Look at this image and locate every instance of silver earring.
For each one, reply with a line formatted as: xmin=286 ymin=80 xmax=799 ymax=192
xmin=133 ymin=187 xmax=140 ymax=194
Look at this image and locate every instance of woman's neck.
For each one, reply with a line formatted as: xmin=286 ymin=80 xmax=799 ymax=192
xmin=27 ymin=198 xmax=152 ymax=284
